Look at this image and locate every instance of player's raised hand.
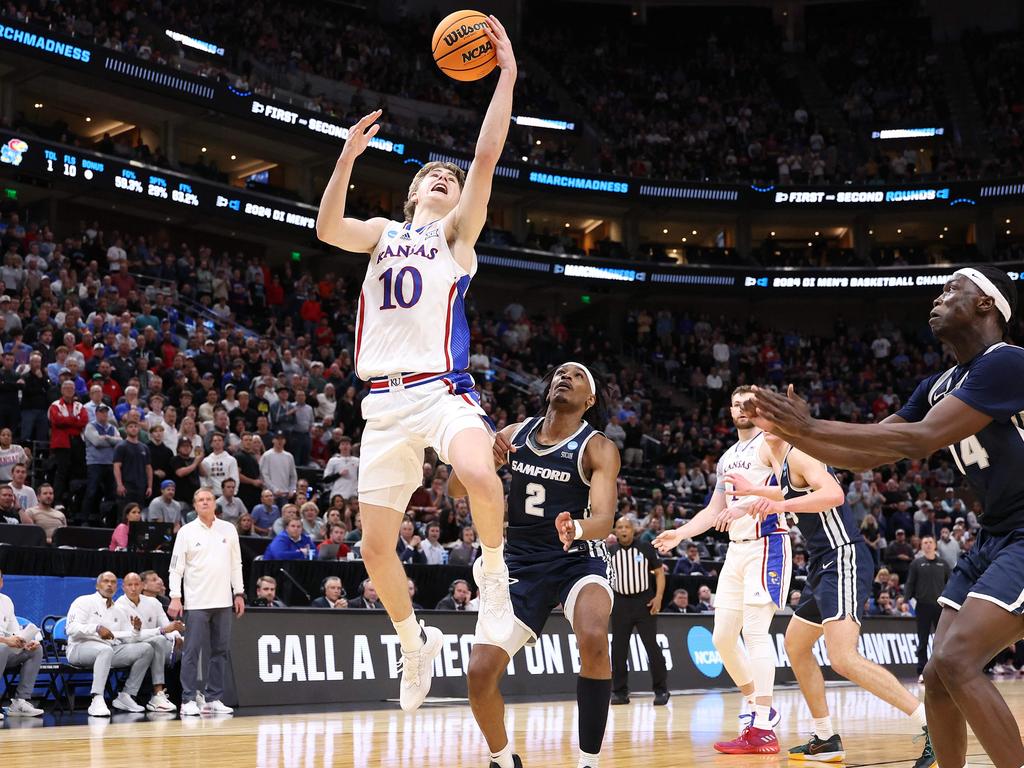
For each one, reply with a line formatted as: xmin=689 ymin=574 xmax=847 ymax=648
xmin=555 ymin=511 xmax=576 ymax=551
xmin=749 ymin=384 xmax=811 ymax=437
xmin=339 ymin=109 xmax=383 ymax=163
xmin=749 ymin=496 xmax=784 ymax=522
xmin=482 ymin=15 xmax=516 ymax=76
xmin=492 ymin=430 xmax=515 ymax=468
xmin=652 ymin=528 xmax=684 ymax=554
xmin=724 ymin=472 xmax=758 ymax=496
xmin=713 ymin=505 xmax=747 ymax=532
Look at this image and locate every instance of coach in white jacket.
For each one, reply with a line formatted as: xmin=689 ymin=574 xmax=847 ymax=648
xmin=168 ymin=487 xmax=245 ymax=716
xmin=115 ymin=572 xmax=185 ymax=712
xmin=66 ymin=571 xmax=154 ymax=717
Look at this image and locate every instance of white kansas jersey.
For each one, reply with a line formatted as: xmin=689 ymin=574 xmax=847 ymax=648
xmin=715 ymin=431 xmax=787 ymax=541
xmin=355 ymin=219 xmax=475 ymax=380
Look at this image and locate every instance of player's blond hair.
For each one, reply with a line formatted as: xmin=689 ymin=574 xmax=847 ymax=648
xmin=403 ymin=161 xmax=466 ymax=221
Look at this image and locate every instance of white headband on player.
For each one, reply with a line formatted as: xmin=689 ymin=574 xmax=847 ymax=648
xmin=561 ymin=362 xmax=596 ymax=395
xmin=954 ymin=268 xmax=1012 ymax=323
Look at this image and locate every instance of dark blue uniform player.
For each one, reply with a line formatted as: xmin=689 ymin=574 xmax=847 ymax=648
xmin=740 ymin=433 xmax=930 ymax=765
xmin=452 ymin=362 xmax=620 ymax=768
xmin=748 ymin=265 xmax=1024 ymax=768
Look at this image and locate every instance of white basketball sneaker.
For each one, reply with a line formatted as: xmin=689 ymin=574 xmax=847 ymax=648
xmin=473 ymin=557 xmax=515 ymax=644
xmin=398 ymin=625 xmax=444 ymax=712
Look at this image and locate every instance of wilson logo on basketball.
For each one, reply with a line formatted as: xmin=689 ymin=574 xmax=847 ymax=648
xmin=442 ymin=22 xmax=488 ymax=47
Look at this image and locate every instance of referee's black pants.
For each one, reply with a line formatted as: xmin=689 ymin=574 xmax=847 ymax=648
xmin=611 ymin=594 xmax=667 ymax=696
xmin=915 ymin=600 xmax=943 ymax=674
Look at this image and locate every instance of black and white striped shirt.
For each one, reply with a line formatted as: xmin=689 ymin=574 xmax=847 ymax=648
xmin=608 ymin=540 xmax=659 ymax=597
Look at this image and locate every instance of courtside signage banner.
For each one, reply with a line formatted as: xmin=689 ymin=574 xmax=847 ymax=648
xmin=230 ymin=610 xmax=922 ymax=706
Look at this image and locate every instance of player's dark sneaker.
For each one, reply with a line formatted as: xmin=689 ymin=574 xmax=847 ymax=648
xmin=912 ymin=726 xmax=936 ymax=768
xmin=488 ymin=755 xmax=523 ymax=768
xmin=714 ymin=726 xmax=780 ymax=754
xmin=788 ymin=733 xmax=845 ymax=762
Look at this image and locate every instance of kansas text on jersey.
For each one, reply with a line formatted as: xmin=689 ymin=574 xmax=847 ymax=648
xmin=898 ymin=342 xmax=1024 ymax=534
xmin=717 ymin=431 xmax=788 ymax=541
xmin=355 ymin=219 xmax=473 ymax=380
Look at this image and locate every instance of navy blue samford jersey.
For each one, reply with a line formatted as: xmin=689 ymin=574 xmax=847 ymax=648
xmin=898 ymin=343 xmax=1024 ymax=535
xmin=506 ymin=417 xmax=600 ymax=559
xmin=780 ymin=448 xmax=863 ymax=562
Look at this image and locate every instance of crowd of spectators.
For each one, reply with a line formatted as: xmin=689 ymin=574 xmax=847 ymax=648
xmin=964 ymin=30 xmax=1024 ymax=179
xmin=17 ymin=0 xmax=1024 ymax=189
xmin=0 ymin=183 xmax=1015 ymax=630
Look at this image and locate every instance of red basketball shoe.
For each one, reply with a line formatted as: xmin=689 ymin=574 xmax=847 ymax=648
xmin=714 ymin=726 xmax=780 ymax=755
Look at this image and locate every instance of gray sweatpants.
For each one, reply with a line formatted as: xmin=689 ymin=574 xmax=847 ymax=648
xmin=144 ymin=635 xmax=173 ymax=686
xmin=67 ymin=641 xmax=154 ymax=697
xmin=181 ymin=607 xmax=232 ymax=703
xmin=0 ymin=643 xmax=43 ymax=699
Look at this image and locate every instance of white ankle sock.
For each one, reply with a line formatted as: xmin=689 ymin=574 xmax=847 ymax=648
xmin=481 ymin=542 xmax=506 ymax=573
xmin=393 ymin=614 xmax=423 ymax=653
xmin=753 ymin=705 xmax=772 ymax=727
xmin=813 ymin=716 xmax=834 ymax=740
xmin=578 ymin=749 xmax=600 ymax=768
xmin=909 ymin=702 xmax=926 ymax=730
xmin=490 ymin=743 xmax=514 ymax=768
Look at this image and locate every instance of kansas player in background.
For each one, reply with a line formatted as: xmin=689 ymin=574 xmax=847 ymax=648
xmin=314 ymin=17 xmax=517 ymax=712
xmin=748 ymin=265 xmax=1024 ymax=768
xmin=653 ymin=386 xmax=790 ymax=755
xmin=738 ymin=435 xmax=932 ymax=765
xmin=450 ymin=362 xmax=619 ymax=768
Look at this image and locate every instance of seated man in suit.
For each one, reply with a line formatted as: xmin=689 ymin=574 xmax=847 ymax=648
xmin=311 ymin=576 xmax=348 ymax=609
xmin=250 ymin=576 xmax=287 ymax=607
xmin=672 ymin=543 xmax=717 ymax=577
xmin=66 ymin=571 xmax=156 ymax=716
xmin=0 ymin=568 xmax=44 ymax=718
xmin=348 ymin=578 xmax=383 ymax=609
xmin=435 ymin=579 xmax=474 ymax=611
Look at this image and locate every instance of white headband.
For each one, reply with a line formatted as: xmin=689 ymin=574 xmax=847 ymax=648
xmin=562 ymin=362 xmax=596 ymax=395
xmin=954 ymin=268 xmax=1012 ymax=323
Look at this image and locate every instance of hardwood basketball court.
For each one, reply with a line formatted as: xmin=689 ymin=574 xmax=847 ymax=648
xmin=6 ymin=678 xmax=1019 ymax=767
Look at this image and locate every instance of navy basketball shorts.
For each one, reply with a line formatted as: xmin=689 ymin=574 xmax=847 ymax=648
xmin=794 ymin=541 xmax=875 ymax=625
xmin=939 ymin=527 xmax=1024 ymax=614
xmin=476 ymin=548 xmax=612 ymax=657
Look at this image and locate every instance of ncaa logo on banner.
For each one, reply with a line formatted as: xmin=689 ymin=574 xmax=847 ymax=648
xmin=687 ymin=626 xmax=723 ymax=678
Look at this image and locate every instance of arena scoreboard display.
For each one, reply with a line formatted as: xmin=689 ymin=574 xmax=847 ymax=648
xmin=0 ymin=133 xmax=318 ymax=232
xmin=3 ymin=18 xmax=1024 ymax=207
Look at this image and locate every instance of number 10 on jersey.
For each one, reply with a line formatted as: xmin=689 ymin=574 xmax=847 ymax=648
xmin=379 ymin=266 xmax=423 ymax=309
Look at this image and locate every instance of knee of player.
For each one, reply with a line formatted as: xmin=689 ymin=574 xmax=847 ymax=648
xmin=467 ymin=653 xmax=502 ymax=692
xmin=575 ymin=627 xmax=610 ymax=663
xmin=826 ymin=645 xmax=860 ymax=678
xmin=712 ymin=623 xmax=740 ymax=651
xmin=452 ymin=463 xmax=500 ymax=496
xmin=928 ymin=636 xmax=973 ymax=685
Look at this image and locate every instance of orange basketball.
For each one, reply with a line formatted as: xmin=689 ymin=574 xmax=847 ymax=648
xmin=431 ymin=10 xmax=496 ymax=82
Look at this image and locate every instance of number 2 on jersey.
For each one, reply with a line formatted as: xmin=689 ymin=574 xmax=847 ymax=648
xmin=524 ymin=482 xmax=546 ymax=517
xmin=379 ymin=266 xmax=423 ymax=309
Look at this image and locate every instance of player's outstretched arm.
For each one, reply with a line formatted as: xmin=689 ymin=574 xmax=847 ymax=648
xmin=749 ymin=449 xmax=844 ymax=521
xmin=723 ymin=472 xmax=784 ymax=501
xmin=652 ymin=491 xmax=725 ymax=553
xmin=448 ymin=423 xmax=519 ymax=497
xmin=315 ymin=109 xmax=390 ymax=253
xmin=748 ymin=385 xmax=992 ymax=471
xmin=446 ymin=16 xmax=516 ymax=254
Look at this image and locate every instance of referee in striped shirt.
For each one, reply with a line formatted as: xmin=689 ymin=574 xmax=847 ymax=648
xmin=608 ymin=516 xmax=669 ymax=705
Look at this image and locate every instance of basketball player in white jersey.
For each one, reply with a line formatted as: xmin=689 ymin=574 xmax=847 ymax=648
xmin=315 ymin=16 xmax=516 ymax=712
xmin=654 ymin=385 xmax=791 ymax=754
